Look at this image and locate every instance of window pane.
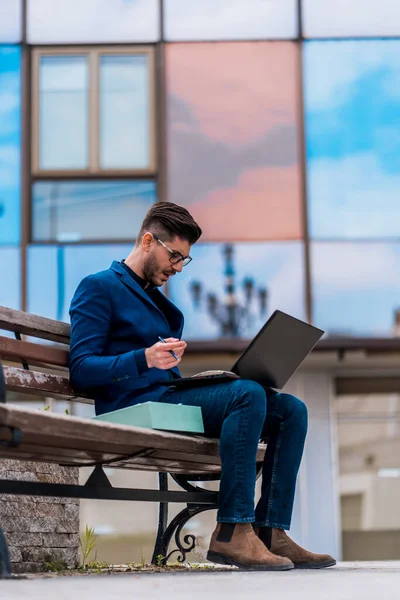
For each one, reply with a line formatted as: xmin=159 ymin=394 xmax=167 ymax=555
xmin=311 ymin=243 xmax=400 ymax=337
xmin=0 ymin=247 xmax=20 ymax=310
xmin=32 ymin=180 xmax=156 ymax=242
xmin=0 ymin=46 xmax=21 ymax=245
xmin=168 ymin=242 xmax=305 ymax=340
xmin=305 ymin=41 xmax=400 ymax=240
xmin=164 ymin=0 xmax=298 ymax=41
xmin=166 ymin=43 xmax=302 ymax=241
xmin=28 ymin=244 xmax=131 ymax=321
xmin=100 ymin=55 xmax=150 ymax=170
xmin=27 ymin=0 xmax=159 ymax=43
xmin=39 ymin=56 xmax=88 ymax=170
xmin=303 ymin=0 xmax=400 ymax=38
xmin=0 ymin=1 xmax=22 ymax=43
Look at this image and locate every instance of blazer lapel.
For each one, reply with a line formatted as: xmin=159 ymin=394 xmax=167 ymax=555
xmin=110 ymin=261 xmax=182 ymax=327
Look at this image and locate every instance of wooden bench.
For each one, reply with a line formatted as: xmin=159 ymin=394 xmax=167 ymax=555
xmin=0 ymin=305 xmax=266 ymax=577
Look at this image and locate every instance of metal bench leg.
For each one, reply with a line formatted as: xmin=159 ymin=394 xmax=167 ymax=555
xmin=151 ymin=473 xmax=169 ymax=564
xmin=151 ymin=473 xmax=218 ymax=565
xmin=0 ymin=528 xmax=11 ymax=579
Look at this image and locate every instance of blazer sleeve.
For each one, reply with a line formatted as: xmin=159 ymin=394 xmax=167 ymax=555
xmin=68 ymin=275 xmax=147 ymax=390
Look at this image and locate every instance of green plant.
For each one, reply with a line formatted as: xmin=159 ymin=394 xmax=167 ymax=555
xmin=79 ymin=525 xmax=97 ymax=568
xmin=83 ymin=560 xmax=109 ymax=573
xmin=156 ymin=554 xmax=166 ymax=567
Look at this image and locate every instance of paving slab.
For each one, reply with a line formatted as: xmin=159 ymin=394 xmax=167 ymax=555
xmin=1 ymin=562 xmax=400 ymax=600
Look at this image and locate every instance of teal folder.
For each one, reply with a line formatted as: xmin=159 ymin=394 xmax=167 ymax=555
xmin=92 ymin=401 xmax=204 ymax=434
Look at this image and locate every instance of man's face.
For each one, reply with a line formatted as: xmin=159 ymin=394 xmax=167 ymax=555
xmin=143 ymin=235 xmax=191 ymax=287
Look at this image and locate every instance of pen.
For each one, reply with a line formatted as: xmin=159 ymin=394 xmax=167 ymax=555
xmin=158 ymin=336 xmax=179 ymax=361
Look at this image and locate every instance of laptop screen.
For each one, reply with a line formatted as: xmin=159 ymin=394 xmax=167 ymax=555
xmin=231 ymin=311 xmax=324 ymax=389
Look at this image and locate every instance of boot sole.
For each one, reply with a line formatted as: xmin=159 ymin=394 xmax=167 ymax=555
xmin=294 ymin=559 xmax=337 ymax=570
xmin=206 ymin=551 xmax=294 ymax=571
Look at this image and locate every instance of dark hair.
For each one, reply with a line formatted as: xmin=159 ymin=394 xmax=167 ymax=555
xmin=138 ymin=202 xmax=202 ymax=245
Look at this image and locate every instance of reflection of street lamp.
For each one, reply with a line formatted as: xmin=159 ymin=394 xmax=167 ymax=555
xmin=190 ymin=244 xmax=268 ymax=338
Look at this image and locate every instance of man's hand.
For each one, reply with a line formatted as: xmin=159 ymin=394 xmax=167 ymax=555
xmin=145 ymin=338 xmax=187 ymax=370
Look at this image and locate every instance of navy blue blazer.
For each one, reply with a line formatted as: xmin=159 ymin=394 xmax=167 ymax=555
xmin=69 ymin=261 xmax=184 ymax=415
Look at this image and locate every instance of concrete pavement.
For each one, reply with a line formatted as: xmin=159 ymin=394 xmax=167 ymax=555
xmin=2 ymin=562 xmax=400 ymax=600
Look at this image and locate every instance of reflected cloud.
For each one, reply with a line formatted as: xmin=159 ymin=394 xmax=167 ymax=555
xmin=164 ymin=0 xmax=297 ymax=40
xmin=27 ymin=0 xmax=159 ymax=43
xmin=303 ymin=0 xmax=400 ymax=38
xmin=0 ymin=0 xmax=22 ymax=42
xmin=167 ymin=43 xmax=302 ymax=242
xmin=305 ymin=40 xmax=400 ymax=239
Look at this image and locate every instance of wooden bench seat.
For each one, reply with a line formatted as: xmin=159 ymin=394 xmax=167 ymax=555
xmin=0 ymin=403 xmax=265 ymax=474
xmin=0 ymin=305 xmax=266 ymax=576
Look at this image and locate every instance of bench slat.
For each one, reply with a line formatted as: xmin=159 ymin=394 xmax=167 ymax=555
xmin=0 ymin=337 xmax=69 ymax=368
xmin=0 ymin=405 xmax=266 ymax=472
xmin=0 ymin=306 xmax=70 ymax=344
xmin=0 ymin=442 xmax=222 ymax=474
xmin=3 ymin=366 xmax=92 ymax=405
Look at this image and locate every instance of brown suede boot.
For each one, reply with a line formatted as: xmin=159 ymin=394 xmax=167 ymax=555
xmin=264 ymin=528 xmax=336 ymax=570
xmin=207 ymin=524 xmax=294 ymax=571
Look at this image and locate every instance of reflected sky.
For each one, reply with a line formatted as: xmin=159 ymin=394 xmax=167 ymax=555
xmin=0 ymin=46 xmax=21 ymax=245
xmin=302 ymin=0 xmax=400 ymax=38
xmin=32 ymin=180 xmax=156 ymax=242
xmin=0 ymin=1 xmax=22 ymax=42
xmin=168 ymin=242 xmax=305 ymax=340
xmin=164 ymin=0 xmax=297 ymax=41
xmin=311 ymin=242 xmax=400 ymax=337
xmin=28 ymin=245 xmax=132 ymax=321
xmin=39 ymin=55 xmax=88 ymax=170
xmin=0 ymin=247 xmax=20 ymax=309
xmin=27 ymin=0 xmax=159 ymax=43
xmin=99 ymin=55 xmax=149 ymax=170
xmin=305 ymin=40 xmax=400 ymax=240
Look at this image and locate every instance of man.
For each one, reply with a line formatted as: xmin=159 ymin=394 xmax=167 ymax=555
xmin=69 ymin=202 xmax=336 ymax=571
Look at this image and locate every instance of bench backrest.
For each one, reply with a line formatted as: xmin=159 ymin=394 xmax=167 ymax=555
xmin=0 ymin=306 xmax=92 ymax=405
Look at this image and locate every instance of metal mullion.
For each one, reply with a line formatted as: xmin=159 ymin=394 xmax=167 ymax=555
xmin=297 ymin=38 xmax=312 ymax=324
xmin=155 ymin=42 xmax=167 ymax=201
xmin=89 ymin=50 xmax=99 ymax=172
xmin=20 ymin=0 xmax=30 ymax=311
xmin=297 ymin=0 xmax=303 ymax=40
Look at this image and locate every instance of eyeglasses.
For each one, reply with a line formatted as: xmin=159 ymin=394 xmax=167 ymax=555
xmin=152 ymin=234 xmax=192 ymax=267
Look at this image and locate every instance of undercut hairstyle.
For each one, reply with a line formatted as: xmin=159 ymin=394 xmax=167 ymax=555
xmin=137 ymin=202 xmax=202 ymax=246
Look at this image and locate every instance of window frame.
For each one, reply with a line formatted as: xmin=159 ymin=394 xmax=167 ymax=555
xmin=31 ymin=46 xmax=157 ymax=177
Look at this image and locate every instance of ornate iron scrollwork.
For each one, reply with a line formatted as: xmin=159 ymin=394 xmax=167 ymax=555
xmin=158 ymin=504 xmax=216 ymax=565
xmin=152 ymin=465 xmax=263 ymax=564
xmin=152 ymin=473 xmax=218 ymax=565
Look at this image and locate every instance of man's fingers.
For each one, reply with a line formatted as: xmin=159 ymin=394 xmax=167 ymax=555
xmin=158 ymin=341 xmax=186 ymax=351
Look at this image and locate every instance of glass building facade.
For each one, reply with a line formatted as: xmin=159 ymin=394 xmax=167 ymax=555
xmin=2 ymin=0 xmax=400 ymax=339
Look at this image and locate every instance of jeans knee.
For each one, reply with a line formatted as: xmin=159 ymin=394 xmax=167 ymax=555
xmin=234 ymin=380 xmax=267 ymax=420
xmin=289 ymin=396 xmax=308 ymax=431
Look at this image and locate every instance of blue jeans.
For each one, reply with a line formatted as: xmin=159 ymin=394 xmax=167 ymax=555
xmin=160 ymin=379 xmax=308 ymax=530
